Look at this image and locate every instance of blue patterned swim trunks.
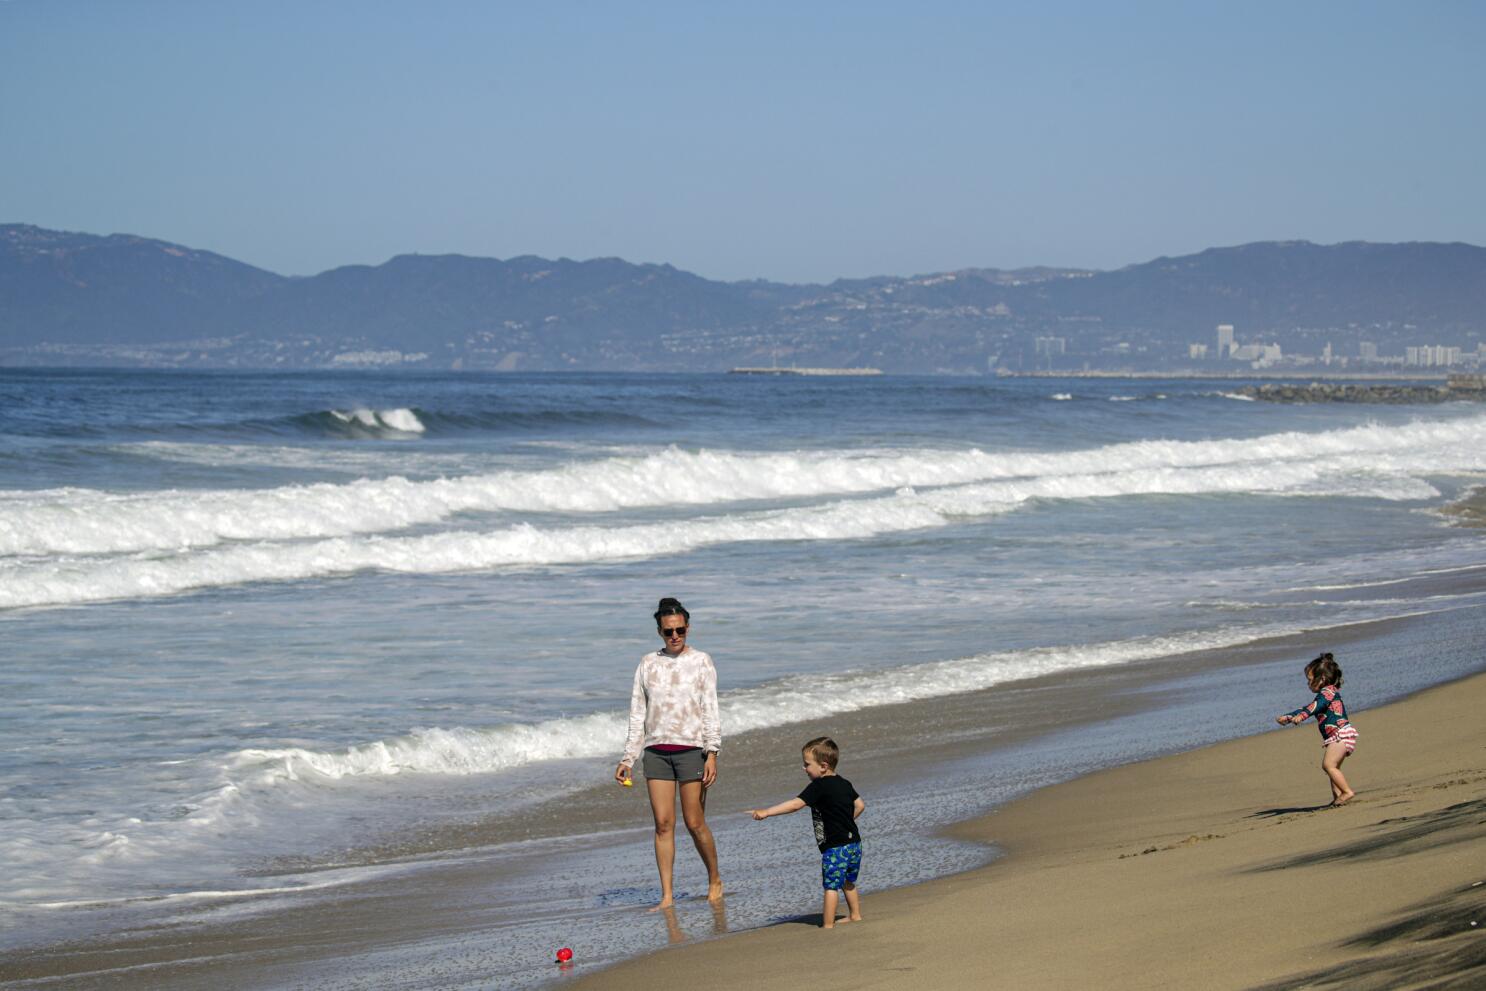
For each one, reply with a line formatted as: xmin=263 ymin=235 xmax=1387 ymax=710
xmin=820 ymin=842 xmax=863 ymax=891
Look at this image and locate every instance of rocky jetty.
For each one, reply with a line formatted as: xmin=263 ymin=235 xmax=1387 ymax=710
xmin=1235 ymin=382 xmax=1460 ymax=403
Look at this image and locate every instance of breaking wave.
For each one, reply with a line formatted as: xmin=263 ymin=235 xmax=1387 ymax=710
xmin=0 ymin=466 xmax=1448 ymax=611
xmin=2 ymin=415 xmax=1483 ymax=565
xmin=284 ymin=407 xmax=661 ymax=439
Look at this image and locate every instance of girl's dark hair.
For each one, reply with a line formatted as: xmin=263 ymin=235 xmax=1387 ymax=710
xmin=654 ymin=597 xmax=690 ymax=625
xmin=1305 ymin=652 xmax=1343 ymax=689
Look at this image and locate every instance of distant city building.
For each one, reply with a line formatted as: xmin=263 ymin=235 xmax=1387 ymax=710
xmin=1034 ymin=336 xmax=1067 ymax=356
xmin=1405 ymin=344 xmax=1463 ymax=367
xmin=1231 ymin=342 xmax=1282 ymax=367
xmin=1216 ymin=324 xmax=1235 ymax=358
xmin=1188 ymin=343 xmax=1209 ymax=359
xmin=1322 ymin=342 xmax=1333 ymax=365
xmin=1359 ymin=341 xmax=1378 ymax=361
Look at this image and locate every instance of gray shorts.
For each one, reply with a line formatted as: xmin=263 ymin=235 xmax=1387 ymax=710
xmin=641 ymin=747 xmax=706 ymax=782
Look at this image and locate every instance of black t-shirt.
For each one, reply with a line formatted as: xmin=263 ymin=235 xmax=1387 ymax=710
xmin=798 ymin=775 xmax=861 ymax=852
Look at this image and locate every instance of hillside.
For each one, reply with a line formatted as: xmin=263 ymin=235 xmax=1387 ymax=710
xmin=3 ymin=224 xmax=1483 ymax=372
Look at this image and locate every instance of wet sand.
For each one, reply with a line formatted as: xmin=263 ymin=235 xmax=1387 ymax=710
xmin=576 ymin=669 xmax=1486 ymax=991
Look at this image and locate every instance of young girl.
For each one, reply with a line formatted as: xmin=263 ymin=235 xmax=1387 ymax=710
xmin=1275 ymin=652 xmax=1358 ymax=806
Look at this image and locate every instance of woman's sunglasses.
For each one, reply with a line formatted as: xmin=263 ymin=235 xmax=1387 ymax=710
xmin=659 ymin=626 xmax=688 ymax=639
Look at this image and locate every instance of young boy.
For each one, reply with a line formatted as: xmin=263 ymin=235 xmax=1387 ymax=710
xmin=749 ymin=736 xmax=865 ymax=928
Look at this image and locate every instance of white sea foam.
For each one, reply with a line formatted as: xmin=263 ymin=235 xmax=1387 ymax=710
xmin=1301 ymin=575 xmax=1421 ymax=592
xmin=0 ymin=453 xmax=1446 ymax=610
xmin=31 ymin=872 xmax=378 ymax=911
xmin=4 ymin=414 xmax=1485 ymax=560
xmin=1292 ymin=563 xmax=1486 ymax=592
xmin=245 ymin=627 xmax=1273 ymax=782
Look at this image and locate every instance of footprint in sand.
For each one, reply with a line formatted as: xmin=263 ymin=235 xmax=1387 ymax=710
xmin=1118 ymin=834 xmax=1223 ymax=858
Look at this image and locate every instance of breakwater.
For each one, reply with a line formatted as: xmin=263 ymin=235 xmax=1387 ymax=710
xmin=1237 ymin=379 xmax=1486 ymax=403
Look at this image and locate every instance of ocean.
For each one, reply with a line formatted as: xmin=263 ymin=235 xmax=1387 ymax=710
xmin=3 ymin=368 xmax=1485 ymax=988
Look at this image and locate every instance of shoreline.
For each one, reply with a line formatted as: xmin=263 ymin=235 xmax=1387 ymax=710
xmin=575 ymin=669 xmax=1486 ymax=990
xmin=4 ymin=605 xmax=1484 ymax=988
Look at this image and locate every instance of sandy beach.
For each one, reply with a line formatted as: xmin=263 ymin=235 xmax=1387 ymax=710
xmin=575 ymin=670 xmax=1486 ymax=991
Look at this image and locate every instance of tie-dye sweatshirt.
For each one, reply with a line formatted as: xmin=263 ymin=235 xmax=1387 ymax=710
xmin=620 ymin=647 xmax=722 ymax=767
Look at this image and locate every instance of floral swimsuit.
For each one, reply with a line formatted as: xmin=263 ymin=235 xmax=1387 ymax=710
xmin=1287 ymin=685 xmax=1358 ymax=753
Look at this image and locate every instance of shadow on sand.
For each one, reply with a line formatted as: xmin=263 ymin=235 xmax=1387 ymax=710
xmin=1248 ymin=798 xmax=1485 ymax=872
xmin=1249 ymin=881 xmax=1485 ymax=990
xmin=1247 ymin=803 xmax=1333 ymax=818
xmin=1247 ymin=795 xmax=1486 ymax=990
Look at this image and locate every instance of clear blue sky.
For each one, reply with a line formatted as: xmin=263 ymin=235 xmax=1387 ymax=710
xmin=2 ymin=1 xmax=1482 ymax=282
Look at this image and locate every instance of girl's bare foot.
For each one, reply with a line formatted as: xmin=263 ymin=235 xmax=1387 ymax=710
xmin=1331 ymin=791 xmax=1356 ymax=806
xmin=648 ymin=898 xmax=675 ymax=913
xmin=707 ymin=879 xmax=725 ymax=902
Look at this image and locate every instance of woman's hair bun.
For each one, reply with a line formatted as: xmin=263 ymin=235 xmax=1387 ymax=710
xmin=654 ymin=597 xmax=690 ymax=622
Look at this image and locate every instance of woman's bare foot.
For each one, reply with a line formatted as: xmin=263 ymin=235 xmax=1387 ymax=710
xmin=647 ymin=898 xmax=675 ymax=913
xmin=1330 ymin=791 xmax=1356 ymax=806
xmin=707 ymin=879 xmax=725 ymax=902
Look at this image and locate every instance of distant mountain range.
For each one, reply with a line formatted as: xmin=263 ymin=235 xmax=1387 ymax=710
xmin=3 ymin=223 xmax=1484 ymax=373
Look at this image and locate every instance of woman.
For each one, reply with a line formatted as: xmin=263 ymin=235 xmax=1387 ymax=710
xmin=615 ymin=597 xmax=723 ymax=909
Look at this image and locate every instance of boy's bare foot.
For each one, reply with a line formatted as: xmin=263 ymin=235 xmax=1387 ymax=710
xmin=1331 ymin=792 xmax=1356 ymax=806
xmin=707 ymin=880 xmax=725 ymax=902
xmin=647 ymin=898 xmax=675 ymax=913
